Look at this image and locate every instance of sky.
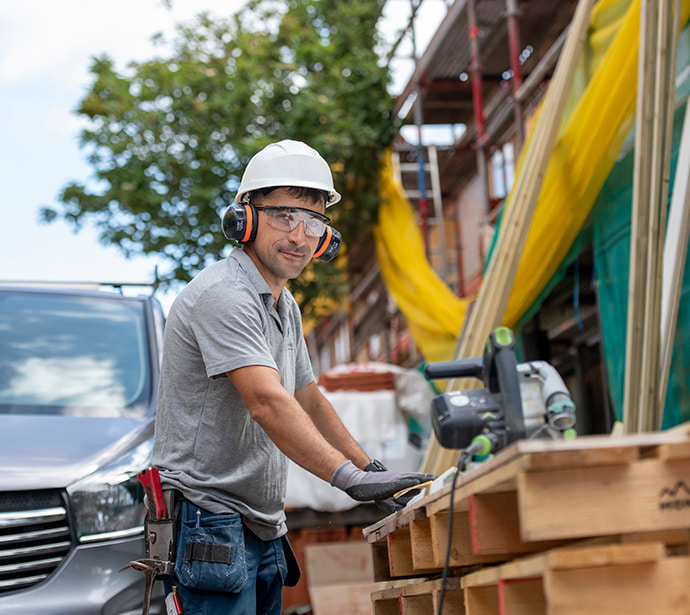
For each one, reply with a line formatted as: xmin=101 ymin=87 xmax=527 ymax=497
xmin=0 ymin=0 xmax=446 ymax=312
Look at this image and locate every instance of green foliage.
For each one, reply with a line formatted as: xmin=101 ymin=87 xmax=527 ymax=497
xmin=42 ymin=0 xmax=398 ymax=317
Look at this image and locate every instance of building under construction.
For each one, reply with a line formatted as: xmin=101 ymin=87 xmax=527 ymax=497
xmin=291 ymin=0 xmax=690 ymax=612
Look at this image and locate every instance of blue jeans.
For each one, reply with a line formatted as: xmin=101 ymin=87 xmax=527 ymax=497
xmin=168 ymin=500 xmax=299 ymax=615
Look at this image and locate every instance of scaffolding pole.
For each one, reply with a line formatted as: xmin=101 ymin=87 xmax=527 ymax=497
xmin=506 ymin=0 xmax=525 ymax=153
xmin=410 ymin=0 xmax=430 ymax=258
xmin=468 ymin=0 xmax=491 ymax=260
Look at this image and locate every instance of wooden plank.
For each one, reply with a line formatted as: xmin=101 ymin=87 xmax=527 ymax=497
xmin=643 ymin=0 xmax=681 ymax=432
xmin=309 ymin=582 xmax=383 ymax=614
xmin=626 ymin=0 xmax=681 ymax=433
xmin=546 ymin=541 xmax=665 ymax=569
xmin=401 ymin=594 xmax=433 ymax=614
xmin=372 ymin=577 xmax=463 ymax=600
xmin=371 ymin=540 xmax=393 ymax=583
xmin=387 ymin=527 xmax=415 ymax=578
xmin=363 ymin=506 xmax=427 ymax=543
xmin=498 ymin=578 xmax=545 ymax=615
xmin=430 ymin=510 xmax=468 ymax=566
xmin=429 ymin=511 xmax=506 ymax=568
xmin=463 ymin=541 xmax=667 ymax=592
xmin=371 ymin=578 xmax=465 ymax=615
xmin=432 ymin=585 xmax=465 ymax=615
xmin=517 ymin=458 xmax=690 ymax=542
xmin=520 ymin=442 xmax=642 ymax=469
xmin=464 ymin=584 xmax=500 ymax=615
xmin=387 ymin=526 xmax=438 ymax=578
xmin=624 ymin=0 xmax=658 ymax=433
xmin=544 ymin=556 xmax=690 ymax=614
xmin=647 ymin=440 xmax=690 ymax=461
xmin=463 ymin=550 xmax=548 ymax=588
xmin=372 ymin=595 xmax=400 ymax=615
xmin=467 ymin=491 xmax=564 ymax=555
xmin=617 ymin=528 xmax=690 ymax=546
xmin=410 ymin=518 xmax=435 ymax=570
xmin=639 ymin=0 xmax=673 ymax=431
xmin=660 ymin=68 xmax=690 ymax=415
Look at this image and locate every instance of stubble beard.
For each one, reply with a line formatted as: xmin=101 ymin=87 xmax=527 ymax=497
xmin=265 ymin=241 xmax=311 ymax=281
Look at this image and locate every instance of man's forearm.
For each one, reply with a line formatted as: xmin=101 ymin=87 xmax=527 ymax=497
xmin=309 ymin=409 xmax=371 ymax=468
xmin=296 ymin=383 xmax=371 ymax=468
xmin=253 ymin=394 xmax=348 ymax=481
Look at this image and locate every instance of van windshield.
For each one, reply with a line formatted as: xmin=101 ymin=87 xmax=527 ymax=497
xmin=0 ymin=289 xmax=152 ymax=418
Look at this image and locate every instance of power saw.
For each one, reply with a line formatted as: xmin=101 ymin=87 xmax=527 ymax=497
xmin=424 ymin=327 xmax=576 ymax=457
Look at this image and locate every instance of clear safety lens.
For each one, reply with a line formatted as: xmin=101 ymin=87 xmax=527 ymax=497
xmin=255 ymin=206 xmax=329 ymax=238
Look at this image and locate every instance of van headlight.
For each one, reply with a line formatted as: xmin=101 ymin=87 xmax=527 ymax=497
xmin=68 ymin=439 xmax=153 ymax=542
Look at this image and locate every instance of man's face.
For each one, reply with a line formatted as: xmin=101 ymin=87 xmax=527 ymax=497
xmin=244 ymin=187 xmax=326 ymax=290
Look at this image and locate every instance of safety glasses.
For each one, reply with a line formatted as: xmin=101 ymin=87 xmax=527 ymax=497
xmin=254 ymin=206 xmax=330 ymax=238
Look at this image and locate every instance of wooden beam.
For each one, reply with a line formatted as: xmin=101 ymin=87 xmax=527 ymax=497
xmin=659 ymin=66 xmax=690 ymax=418
xmin=624 ymin=0 xmax=681 ymax=433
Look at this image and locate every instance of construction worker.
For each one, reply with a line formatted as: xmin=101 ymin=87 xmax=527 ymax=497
xmin=151 ymin=139 xmax=434 ymax=614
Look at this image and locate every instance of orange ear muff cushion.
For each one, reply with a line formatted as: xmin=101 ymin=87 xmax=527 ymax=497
xmin=241 ymin=204 xmax=254 ymax=243
xmin=313 ymin=225 xmax=341 ymax=262
xmin=313 ymin=225 xmax=332 ymax=260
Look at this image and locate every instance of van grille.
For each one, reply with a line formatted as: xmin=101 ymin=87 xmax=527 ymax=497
xmin=0 ymin=491 xmax=73 ymax=593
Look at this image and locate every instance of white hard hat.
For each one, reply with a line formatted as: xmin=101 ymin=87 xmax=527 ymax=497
xmin=235 ymin=139 xmax=341 ymax=207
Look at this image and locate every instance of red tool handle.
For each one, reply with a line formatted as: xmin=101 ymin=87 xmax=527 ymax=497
xmin=138 ymin=467 xmax=168 ymax=519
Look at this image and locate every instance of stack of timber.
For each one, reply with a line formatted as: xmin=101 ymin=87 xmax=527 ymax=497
xmin=363 ymin=425 xmax=690 ymax=614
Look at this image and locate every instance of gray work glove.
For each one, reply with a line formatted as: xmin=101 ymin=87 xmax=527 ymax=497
xmin=364 ymin=460 xmax=422 ymax=514
xmin=330 ymin=460 xmax=435 ymax=503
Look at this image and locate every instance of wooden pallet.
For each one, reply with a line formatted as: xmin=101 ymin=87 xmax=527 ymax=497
xmin=370 ymin=532 xmax=690 ymax=615
xmin=364 ymin=427 xmax=690 ymax=582
xmin=462 ymin=539 xmax=690 ymax=615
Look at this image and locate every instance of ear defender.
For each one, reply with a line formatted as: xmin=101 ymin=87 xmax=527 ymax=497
xmin=222 ymin=203 xmax=258 ymax=243
xmin=222 ymin=202 xmax=341 ymax=262
xmin=313 ymin=225 xmax=342 ymax=262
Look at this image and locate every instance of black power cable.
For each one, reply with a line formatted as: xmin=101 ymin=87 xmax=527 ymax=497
xmin=435 ymin=435 xmax=497 ymax=615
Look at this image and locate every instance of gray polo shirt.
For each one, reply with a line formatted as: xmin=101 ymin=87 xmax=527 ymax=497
xmin=152 ymin=249 xmax=315 ymax=540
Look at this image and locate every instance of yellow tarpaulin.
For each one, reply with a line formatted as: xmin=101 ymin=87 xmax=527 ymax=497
xmin=375 ymin=153 xmax=469 ymax=365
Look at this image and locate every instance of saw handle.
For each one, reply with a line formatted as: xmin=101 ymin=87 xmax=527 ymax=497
xmin=424 ymin=357 xmax=483 ymax=380
xmin=488 ymin=328 xmax=525 ymax=444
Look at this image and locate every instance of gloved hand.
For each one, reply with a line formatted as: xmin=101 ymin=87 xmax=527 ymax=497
xmin=330 ymin=460 xmax=435 ymax=503
xmin=364 ymin=460 xmax=422 ymax=514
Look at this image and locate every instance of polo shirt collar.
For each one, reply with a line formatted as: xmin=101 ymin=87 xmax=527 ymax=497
xmin=229 ymin=248 xmax=280 ymax=311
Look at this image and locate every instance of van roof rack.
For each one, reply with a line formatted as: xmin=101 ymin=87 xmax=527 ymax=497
xmin=0 ymin=280 xmax=160 ymax=295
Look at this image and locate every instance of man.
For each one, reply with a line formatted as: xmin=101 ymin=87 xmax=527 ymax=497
xmin=152 ymin=139 xmax=434 ymax=614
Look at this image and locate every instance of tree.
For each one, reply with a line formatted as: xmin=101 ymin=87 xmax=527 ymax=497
xmin=41 ymin=0 xmax=398 ymax=318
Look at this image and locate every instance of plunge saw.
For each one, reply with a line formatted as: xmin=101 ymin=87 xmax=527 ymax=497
xmin=425 ymin=327 xmax=577 ymax=457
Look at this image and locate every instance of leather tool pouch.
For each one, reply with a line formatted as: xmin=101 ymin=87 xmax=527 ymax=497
xmin=143 ymin=491 xmax=180 ymax=576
